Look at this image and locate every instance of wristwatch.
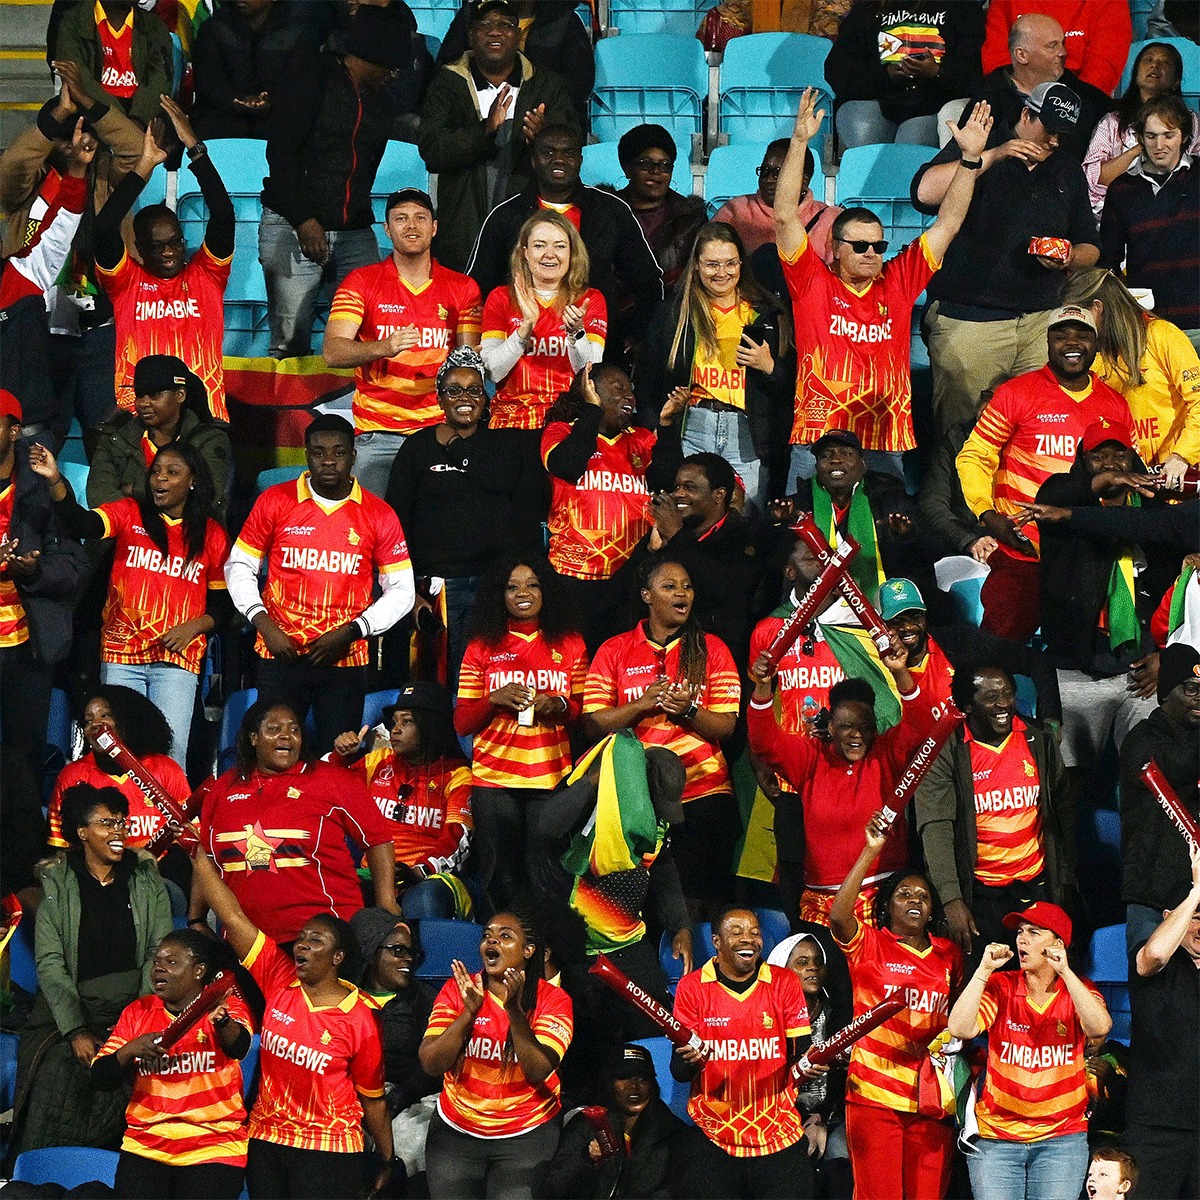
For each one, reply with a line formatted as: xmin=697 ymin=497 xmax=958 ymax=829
xmin=683 ymin=701 xmax=699 ymax=721
xmin=187 ymin=141 xmax=209 ymax=160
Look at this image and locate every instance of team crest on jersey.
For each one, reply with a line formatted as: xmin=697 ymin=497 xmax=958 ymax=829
xmin=551 ymin=649 xmax=562 ymax=663
xmin=437 ymin=304 xmax=448 ymax=319
xmin=762 ymin=1013 xmax=774 ymax=1029
xmin=241 ymin=823 xmax=285 ymax=871
xmin=347 ymin=528 xmax=361 ymax=546
xmin=631 ymin=454 xmax=643 ymax=469
xmin=320 ymin=1030 xmax=332 ymax=1045
xmin=287 ymin=786 xmax=301 ymax=799
xmin=1023 ymin=761 xmax=1036 ymax=777
xmin=1056 ymin=1021 xmax=1068 ymax=1037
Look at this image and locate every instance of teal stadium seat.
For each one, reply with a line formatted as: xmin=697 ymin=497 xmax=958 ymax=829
xmin=834 ymin=143 xmax=938 ymax=259
xmin=608 ymin=0 xmax=714 ymax=37
xmin=1088 ymin=923 xmax=1131 ymax=1044
xmin=1120 ymin=38 xmax=1200 ymax=112
xmin=254 ymin=464 xmax=306 ymax=494
xmin=370 ymin=141 xmax=431 ymax=256
xmin=408 ymin=0 xmax=460 ymax=42
xmin=580 ymin=140 xmax=695 ymax=198
xmin=592 ymin=34 xmax=708 ymax=148
xmin=633 ymin=1036 xmax=694 ymax=1122
xmin=718 ymin=33 xmax=831 ymax=144
xmin=704 ymin=139 xmax=823 ymax=215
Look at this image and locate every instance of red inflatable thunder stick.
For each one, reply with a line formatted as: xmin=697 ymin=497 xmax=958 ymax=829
xmin=155 ymin=970 xmax=237 ymax=1051
xmin=790 ymin=514 xmax=892 ymax=654
xmin=580 ymin=1107 xmax=623 ymax=1160
xmin=90 ymin=723 xmax=200 ymax=852
xmin=763 ymin=535 xmax=862 ymax=672
xmin=878 ymin=705 xmax=966 ymax=829
xmin=589 ymin=954 xmax=706 ymax=1056
xmin=1139 ymin=759 xmax=1200 ymax=851
xmin=793 ymin=995 xmax=906 ymax=1079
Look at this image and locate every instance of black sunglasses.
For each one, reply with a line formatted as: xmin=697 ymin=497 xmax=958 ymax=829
xmin=381 ymin=943 xmax=415 ymax=958
xmin=835 ymin=237 xmax=888 ymax=254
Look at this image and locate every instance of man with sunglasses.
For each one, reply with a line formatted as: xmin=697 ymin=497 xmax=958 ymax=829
xmin=774 ymin=90 xmax=992 ymax=484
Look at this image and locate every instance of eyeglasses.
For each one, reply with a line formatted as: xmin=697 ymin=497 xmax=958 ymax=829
xmin=381 ymin=944 xmax=415 ymax=958
xmin=835 ymin=237 xmax=889 ymax=254
xmin=145 ymin=235 xmax=185 ymax=251
xmin=473 ymin=18 xmax=518 ymax=32
xmin=440 ymin=384 xmax=485 ymax=399
xmin=1180 ymin=682 xmax=1200 ymax=699
xmin=631 ymin=158 xmax=673 ymax=174
xmin=89 ymin=817 xmax=128 ymax=832
xmin=699 ymin=259 xmax=740 ymax=272
xmin=756 ymin=165 xmax=782 ymax=179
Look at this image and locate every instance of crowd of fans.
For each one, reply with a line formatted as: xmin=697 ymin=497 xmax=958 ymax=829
xmin=0 ymin=1 xmax=1198 ymax=1198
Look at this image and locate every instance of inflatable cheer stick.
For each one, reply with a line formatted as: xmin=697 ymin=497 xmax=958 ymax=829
xmin=879 ymin=706 xmax=966 ymax=829
xmin=589 ymin=954 xmax=705 ymax=1056
xmin=1140 ymin=760 xmax=1200 ymax=851
xmin=794 ymin=995 xmax=906 ymax=1078
xmin=155 ymin=970 xmax=237 ymax=1051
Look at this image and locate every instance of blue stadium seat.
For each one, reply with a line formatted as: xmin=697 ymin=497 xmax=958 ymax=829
xmin=580 ymin=140 xmax=696 ymax=199
xmin=608 ymin=0 xmax=706 ymax=37
xmin=241 ymin=1033 xmax=260 ymax=1100
xmin=131 ymin=162 xmax=169 ymax=213
xmin=46 ymin=686 xmax=74 ymax=766
xmin=753 ymin=908 xmax=790 ymax=957
xmin=12 ymin=1147 xmax=120 ymax=1188
xmin=704 ymin=140 xmax=824 ymax=215
xmin=945 ymin=574 xmax=985 ymax=626
xmin=409 ymin=0 xmax=460 ymax=42
xmin=254 ymin=464 xmax=306 ymax=494
xmin=1089 ymin=923 xmax=1128 ymax=983
xmin=592 ymin=34 xmax=708 ymax=148
xmin=834 ymin=143 xmax=938 ymax=258
xmin=1129 ymin=0 xmax=1155 ymax=41
xmin=58 ymin=459 xmax=90 ymax=502
xmin=218 ymin=687 xmax=258 ymax=773
xmin=8 ymin=913 xmax=37 ymax=994
xmin=1094 ymin=808 xmax=1122 ymax=855
xmin=1120 ymin=38 xmax=1200 ymax=111
xmin=632 ymin=1036 xmax=694 ymax=1122
xmin=1 ymin=1031 xmax=17 ymax=1109
xmin=415 ymin=917 xmax=482 ymax=986
xmin=718 ymin=33 xmax=832 ymax=144
xmin=363 ymin=689 xmax=401 ymax=729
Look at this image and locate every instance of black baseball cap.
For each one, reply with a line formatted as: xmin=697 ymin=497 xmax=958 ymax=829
xmin=382 ymin=681 xmax=454 ymax=726
xmin=385 ymin=188 xmax=435 ymax=218
xmin=133 ymin=355 xmax=189 ymax=396
xmin=603 ymin=1043 xmax=657 ymax=1080
xmin=811 ymin=429 xmax=863 ymax=456
xmin=468 ymin=1 xmax=518 ymax=22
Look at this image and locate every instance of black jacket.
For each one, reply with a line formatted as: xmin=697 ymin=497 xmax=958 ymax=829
xmin=543 ymin=404 xmax=681 ymax=495
xmin=1036 ymin=454 xmax=1180 ymax=674
xmin=915 ymin=715 xmax=1074 ymax=911
xmin=191 ymin=1 xmax=320 ymax=139
xmin=543 ymin=1097 xmax=686 ymax=1199
xmin=467 ymin=183 xmax=664 ymax=356
xmin=370 ymin=981 xmax=440 ymax=1111
xmin=1119 ymin=705 xmax=1200 ymax=911
xmin=824 ymin=1 xmax=985 ymax=123
xmin=385 ymin=425 xmax=542 ymax=578
xmin=436 ymin=0 xmax=595 ymax=127
xmin=635 ymin=290 xmax=796 ymax=501
xmin=613 ymin=187 xmax=708 ymax=292
xmin=919 ymin=420 xmax=988 ymax=556
xmin=1062 ymin=498 xmax=1200 ymax=552
xmin=3 ymin=438 xmax=89 ymax=667
xmin=261 ymin=52 xmax=394 ymax=230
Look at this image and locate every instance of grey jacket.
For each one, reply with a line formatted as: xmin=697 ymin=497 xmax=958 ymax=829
xmin=34 ymin=851 xmax=171 ymax=1038
xmin=914 ymin=718 xmax=1074 ymax=910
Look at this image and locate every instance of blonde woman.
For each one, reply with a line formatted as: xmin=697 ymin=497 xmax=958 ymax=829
xmin=636 ymin=220 xmax=793 ymax=506
xmin=1064 ymin=268 xmax=1200 ymax=487
xmin=480 ymin=211 xmax=607 ymax=435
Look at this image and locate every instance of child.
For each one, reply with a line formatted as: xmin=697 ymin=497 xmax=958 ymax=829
xmin=1086 ymin=1147 xmax=1138 ymax=1199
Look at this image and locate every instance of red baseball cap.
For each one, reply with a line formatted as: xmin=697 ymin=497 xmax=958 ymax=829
xmin=0 ymin=390 xmax=22 ymax=423
xmin=1080 ymin=418 xmax=1132 ymax=454
xmin=1002 ymin=901 xmax=1072 ymax=945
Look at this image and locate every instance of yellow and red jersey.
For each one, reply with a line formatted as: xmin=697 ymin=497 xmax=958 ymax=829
xmin=836 ymin=920 xmax=962 ymax=1113
xmin=541 ymin=423 xmax=657 ymax=580
xmin=957 ymin=367 xmax=1134 ymax=553
xmin=968 ymin=716 xmax=1045 ymax=886
xmin=329 ymin=258 xmax=482 ymax=435
xmin=95 ymin=1 xmax=137 ymax=98
xmin=672 ymin=960 xmax=810 ymax=1157
xmin=98 ymin=244 xmax=231 ymax=422
xmin=49 ymin=752 xmax=193 ymax=852
xmin=584 ymin=624 xmax=741 ymax=802
xmin=456 ymin=626 xmax=588 ymax=790
xmin=690 ymin=300 xmax=756 ymax=411
xmin=974 ymin=969 xmax=1105 ymax=1141
xmin=0 ymin=481 xmax=28 ymax=649
xmin=905 ymin=636 xmax=956 ymax=724
xmin=232 ymin=474 xmax=410 ymax=668
xmin=481 ymin=286 xmax=607 ymax=430
xmin=427 ymin=974 xmax=573 ymax=1138
xmin=782 ymin=233 xmax=937 ymax=453
xmin=99 ymin=991 xmax=253 ymax=1167
xmin=352 ymin=749 xmax=473 ymax=876
xmin=94 ymin=500 xmax=228 ymax=673
xmin=199 ymin=759 xmax=396 ymax=943
xmin=242 ymin=931 xmax=384 ymax=1154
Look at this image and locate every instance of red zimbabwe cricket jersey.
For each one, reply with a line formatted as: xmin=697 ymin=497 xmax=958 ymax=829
xmin=243 ymin=931 xmax=384 ymax=1153
xmin=673 ymin=960 xmax=810 ymax=1157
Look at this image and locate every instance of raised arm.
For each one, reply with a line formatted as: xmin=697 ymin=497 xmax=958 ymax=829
xmin=95 ymin=124 xmax=165 ymax=270
xmin=1136 ymin=844 xmax=1200 ymax=977
xmin=947 ymin=941 xmax=1011 ymax=1038
xmin=830 ymin=814 xmax=887 ymax=946
xmin=922 ymin=101 xmax=992 ymax=264
xmin=161 ymin=96 xmax=234 ymax=261
xmin=774 ymin=88 xmax=825 ymax=261
xmin=189 ymin=845 xmax=263 ymax=962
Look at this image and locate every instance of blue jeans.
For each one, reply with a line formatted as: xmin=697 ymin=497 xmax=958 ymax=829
xmin=442 ymin=575 xmax=479 ymax=689
xmin=680 ymin=404 xmax=763 ymax=508
xmin=258 ymin=208 xmax=379 ymax=358
xmin=835 ymin=100 xmax=940 ymax=149
xmin=402 ymin=877 xmax=456 ymax=919
xmin=100 ymin=661 xmax=198 ymax=769
xmin=967 ymin=1132 xmax=1089 ymax=1200
xmin=788 ymin=443 xmax=906 ymax=489
xmin=354 ymin=430 xmax=407 ymax=499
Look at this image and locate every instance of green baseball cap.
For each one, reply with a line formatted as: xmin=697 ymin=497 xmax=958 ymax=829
xmin=876 ymin=577 xmax=925 ymax=620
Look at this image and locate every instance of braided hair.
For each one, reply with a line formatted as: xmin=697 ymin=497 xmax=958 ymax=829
xmin=638 ymin=557 xmax=708 ymax=691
